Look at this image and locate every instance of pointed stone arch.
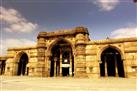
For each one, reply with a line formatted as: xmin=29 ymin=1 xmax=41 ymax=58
xmin=14 ymin=51 xmax=29 ymax=76
xmin=99 ymin=46 xmax=125 ymax=77
xmin=47 ymin=38 xmax=74 ymax=77
xmin=47 ymin=38 xmax=74 ymax=56
xmin=98 ymin=45 xmax=124 ymax=61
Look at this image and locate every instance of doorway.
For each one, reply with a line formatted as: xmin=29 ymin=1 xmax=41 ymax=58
xmin=62 ymin=67 xmax=69 ymax=76
xmin=100 ymin=47 xmax=125 ymax=77
xmin=17 ymin=53 xmax=28 ymax=76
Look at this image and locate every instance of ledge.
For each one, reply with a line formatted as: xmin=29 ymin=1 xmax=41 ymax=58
xmin=88 ymin=37 xmax=137 ymax=45
xmin=0 ymin=56 xmax=7 ymax=60
xmin=37 ymin=26 xmax=89 ymax=38
xmin=8 ymin=46 xmax=37 ymax=51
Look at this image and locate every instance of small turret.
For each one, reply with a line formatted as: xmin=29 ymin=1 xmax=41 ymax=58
xmin=75 ymin=26 xmax=89 ymax=44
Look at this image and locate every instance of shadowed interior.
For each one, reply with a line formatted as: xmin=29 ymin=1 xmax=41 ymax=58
xmin=50 ymin=39 xmax=74 ymax=77
xmin=17 ymin=53 xmax=28 ymax=76
xmin=100 ymin=47 xmax=125 ymax=77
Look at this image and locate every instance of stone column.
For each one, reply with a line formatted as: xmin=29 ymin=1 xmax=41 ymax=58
xmin=105 ymin=62 xmax=107 ymax=76
xmin=54 ymin=59 xmax=56 ymax=76
xmin=104 ymin=56 xmax=107 ymax=76
xmin=114 ymin=54 xmax=118 ymax=77
xmin=69 ymin=53 xmax=72 ymax=76
xmin=46 ymin=55 xmax=51 ymax=77
xmin=37 ymin=36 xmax=47 ymax=77
xmin=75 ymin=44 xmax=87 ymax=77
xmin=74 ymin=27 xmax=89 ymax=77
xmin=60 ymin=53 xmax=62 ymax=76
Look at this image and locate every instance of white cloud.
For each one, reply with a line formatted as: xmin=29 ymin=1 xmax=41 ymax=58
xmin=0 ymin=38 xmax=36 ymax=56
xmin=0 ymin=6 xmax=38 ymax=33
xmin=110 ymin=27 xmax=137 ymax=38
xmin=93 ymin=0 xmax=119 ymax=11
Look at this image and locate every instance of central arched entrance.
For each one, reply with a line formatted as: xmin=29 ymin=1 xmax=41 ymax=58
xmin=17 ymin=53 xmax=28 ymax=76
xmin=100 ymin=47 xmax=125 ymax=77
xmin=50 ymin=39 xmax=74 ymax=77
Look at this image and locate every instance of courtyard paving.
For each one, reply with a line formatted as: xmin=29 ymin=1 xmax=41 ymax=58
xmin=0 ymin=76 xmax=137 ymax=91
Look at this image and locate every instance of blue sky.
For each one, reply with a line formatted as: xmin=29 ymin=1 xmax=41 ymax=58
xmin=0 ymin=0 xmax=137 ymax=55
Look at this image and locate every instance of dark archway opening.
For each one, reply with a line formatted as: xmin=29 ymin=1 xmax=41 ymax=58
xmin=62 ymin=67 xmax=69 ymax=76
xmin=50 ymin=39 xmax=74 ymax=77
xmin=100 ymin=47 xmax=125 ymax=77
xmin=17 ymin=53 xmax=28 ymax=76
xmin=0 ymin=60 xmax=6 ymax=75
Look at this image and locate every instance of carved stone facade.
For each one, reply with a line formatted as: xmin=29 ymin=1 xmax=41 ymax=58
xmin=1 ymin=27 xmax=137 ymax=78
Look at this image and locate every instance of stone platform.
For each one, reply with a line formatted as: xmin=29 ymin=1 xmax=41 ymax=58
xmin=0 ymin=76 xmax=137 ymax=91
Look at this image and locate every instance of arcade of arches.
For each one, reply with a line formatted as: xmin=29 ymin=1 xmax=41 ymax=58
xmin=1 ymin=26 xmax=137 ymax=78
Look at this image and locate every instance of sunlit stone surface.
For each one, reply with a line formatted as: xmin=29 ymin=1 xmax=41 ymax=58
xmin=0 ymin=26 xmax=137 ymax=78
xmin=0 ymin=76 xmax=137 ymax=91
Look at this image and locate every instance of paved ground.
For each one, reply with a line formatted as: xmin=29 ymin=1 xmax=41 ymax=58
xmin=0 ymin=76 xmax=137 ymax=91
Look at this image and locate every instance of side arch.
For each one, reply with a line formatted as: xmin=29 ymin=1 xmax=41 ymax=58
xmin=99 ymin=45 xmax=125 ymax=77
xmin=14 ymin=51 xmax=29 ymax=76
xmin=14 ymin=51 xmax=30 ymax=63
xmin=98 ymin=45 xmax=124 ymax=61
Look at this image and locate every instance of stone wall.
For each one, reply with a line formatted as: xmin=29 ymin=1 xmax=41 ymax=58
xmin=86 ymin=38 xmax=137 ymax=78
xmin=5 ymin=47 xmax=38 ymax=76
xmin=2 ymin=27 xmax=137 ymax=78
xmin=124 ymin=41 xmax=137 ymax=77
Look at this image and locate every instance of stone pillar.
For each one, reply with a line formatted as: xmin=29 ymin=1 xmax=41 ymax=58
xmin=104 ymin=56 xmax=107 ymax=76
xmin=75 ymin=27 xmax=89 ymax=77
xmin=37 ymin=36 xmax=47 ymax=77
xmin=69 ymin=53 xmax=72 ymax=76
xmin=60 ymin=53 xmax=62 ymax=76
xmin=104 ymin=61 xmax=107 ymax=76
xmin=114 ymin=54 xmax=118 ymax=77
xmin=75 ymin=46 xmax=87 ymax=77
xmin=46 ymin=55 xmax=51 ymax=77
xmin=54 ymin=59 xmax=56 ymax=76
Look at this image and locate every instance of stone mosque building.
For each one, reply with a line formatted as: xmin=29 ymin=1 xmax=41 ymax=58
xmin=0 ymin=26 xmax=137 ymax=78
